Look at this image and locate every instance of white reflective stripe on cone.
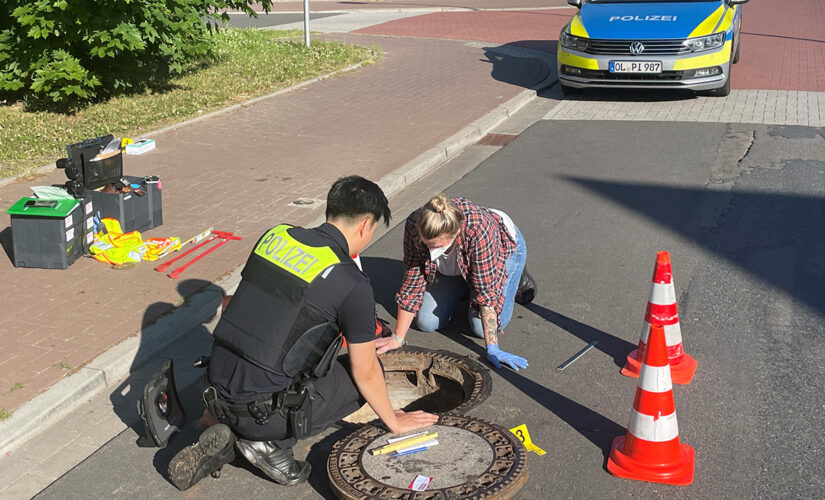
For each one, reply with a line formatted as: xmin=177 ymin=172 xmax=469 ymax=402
xmin=639 ymin=322 xmax=683 ymax=345
xmin=648 ymin=281 xmax=676 ymax=305
xmin=628 ymin=409 xmax=680 ymax=442
xmin=638 ymin=365 xmax=673 ymax=392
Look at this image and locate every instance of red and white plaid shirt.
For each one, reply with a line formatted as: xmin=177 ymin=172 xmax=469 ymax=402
xmin=395 ymin=197 xmax=517 ymax=331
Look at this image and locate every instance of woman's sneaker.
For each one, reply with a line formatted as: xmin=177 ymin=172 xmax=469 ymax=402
xmin=168 ymin=423 xmax=236 ymax=490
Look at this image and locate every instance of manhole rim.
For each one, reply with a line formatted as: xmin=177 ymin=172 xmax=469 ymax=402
xmin=327 ymin=414 xmax=529 ymax=500
xmin=380 ymin=346 xmax=493 ymax=416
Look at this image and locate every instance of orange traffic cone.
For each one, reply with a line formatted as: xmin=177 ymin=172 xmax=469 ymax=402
xmin=622 ymin=251 xmax=697 ymax=384
xmin=608 ymin=324 xmax=695 ymax=485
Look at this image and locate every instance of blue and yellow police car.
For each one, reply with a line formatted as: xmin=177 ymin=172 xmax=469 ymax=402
xmin=557 ymin=0 xmax=748 ymax=96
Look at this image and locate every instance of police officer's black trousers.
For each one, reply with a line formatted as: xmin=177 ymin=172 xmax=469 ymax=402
xmin=216 ymin=357 xmax=364 ymax=450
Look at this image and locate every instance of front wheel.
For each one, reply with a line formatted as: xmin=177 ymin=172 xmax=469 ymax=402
xmin=710 ymin=72 xmax=731 ymax=97
xmin=732 ymin=35 xmax=741 ymax=64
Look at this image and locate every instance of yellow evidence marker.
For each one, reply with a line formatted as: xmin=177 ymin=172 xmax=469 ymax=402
xmin=509 ymin=424 xmax=546 ymax=456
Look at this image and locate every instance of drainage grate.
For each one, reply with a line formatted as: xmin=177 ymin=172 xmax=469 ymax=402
xmin=477 ymin=133 xmax=518 ymax=147
xmin=288 ymin=198 xmax=322 ymax=207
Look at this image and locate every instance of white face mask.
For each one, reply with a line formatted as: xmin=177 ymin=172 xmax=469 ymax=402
xmin=429 ymin=239 xmax=455 ymax=261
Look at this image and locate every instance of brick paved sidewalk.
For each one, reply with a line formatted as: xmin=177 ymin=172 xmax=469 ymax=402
xmin=0 ymin=32 xmax=547 ymax=416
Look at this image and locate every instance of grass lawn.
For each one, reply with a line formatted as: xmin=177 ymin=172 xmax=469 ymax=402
xmin=0 ymin=28 xmax=378 ymax=179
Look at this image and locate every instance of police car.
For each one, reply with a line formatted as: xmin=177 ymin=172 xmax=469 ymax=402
xmin=557 ymin=0 xmax=748 ymax=96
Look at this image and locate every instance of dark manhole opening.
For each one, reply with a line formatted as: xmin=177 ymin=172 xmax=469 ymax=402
xmin=344 ymin=348 xmax=491 ymax=423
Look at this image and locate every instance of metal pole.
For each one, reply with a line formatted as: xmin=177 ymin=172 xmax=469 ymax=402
xmin=556 ymin=341 xmax=599 ymax=371
xmin=303 ymin=0 xmax=310 ymax=47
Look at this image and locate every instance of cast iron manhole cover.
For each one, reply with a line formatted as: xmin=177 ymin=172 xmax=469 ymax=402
xmin=328 ymin=414 xmax=528 ymax=499
xmin=344 ymin=348 xmax=492 ymax=423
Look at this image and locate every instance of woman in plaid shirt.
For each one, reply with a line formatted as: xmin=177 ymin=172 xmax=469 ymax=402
xmin=376 ymin=194 xmax=536 ymax=370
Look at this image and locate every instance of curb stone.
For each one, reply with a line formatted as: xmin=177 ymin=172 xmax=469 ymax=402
xmin=0 ymin=43 xmax=556 ymax=455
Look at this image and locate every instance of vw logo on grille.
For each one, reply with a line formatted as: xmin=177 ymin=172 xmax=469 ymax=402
xmin=629 ymin=41 xmax=645 ymax=55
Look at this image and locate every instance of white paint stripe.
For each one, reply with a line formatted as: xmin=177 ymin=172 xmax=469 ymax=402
xmin=543 ymin=90 xmax=825 ymax=127
xmin=638 ymin=364 xmax=673 ymax=392
xmin=648 ymin=282 xmax=676 ymax=305
xmin=628 ymin=409 xmax=680 ymax=442
xmin=263 ymin=12 xmax=422 ymax=33
xmin=639 ymin=322 xmax=683 ymax=346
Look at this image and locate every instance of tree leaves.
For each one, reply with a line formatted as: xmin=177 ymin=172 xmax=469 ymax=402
xmin=0 ymin=0 xmax=274 ymax=108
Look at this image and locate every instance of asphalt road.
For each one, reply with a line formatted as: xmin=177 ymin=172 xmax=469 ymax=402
xmin=34 ymin=115 xmax=825 ymax=498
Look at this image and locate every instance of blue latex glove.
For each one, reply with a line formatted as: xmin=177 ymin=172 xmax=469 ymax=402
xmin=486 ymin=344 xmax=529 ymax=371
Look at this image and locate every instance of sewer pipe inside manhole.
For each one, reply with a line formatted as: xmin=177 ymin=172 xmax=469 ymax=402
xmin=344 ymin=348 xmax=492 ymax=423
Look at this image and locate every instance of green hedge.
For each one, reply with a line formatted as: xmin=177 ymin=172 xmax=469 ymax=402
xmin=0 ymin=0 xmax=270 ymax=107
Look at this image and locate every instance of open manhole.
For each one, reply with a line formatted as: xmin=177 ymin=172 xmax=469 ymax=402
xmin=328 ymin=414 xmax=529 ymax=499
xmin=344 ymin=348 xmax=492 ymax=423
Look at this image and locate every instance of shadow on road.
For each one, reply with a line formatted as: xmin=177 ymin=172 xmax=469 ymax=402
xmin=361 ymin=256 xmax=403 ymax=318
xmin=562 ymin=176 xmax=825 ymax=321
xmin=483 ymin=41 xmax=556 ymax=91
xmin=109 ymin=279 xmax=223 ymax=439
xmin=446 ymin=331 xmax=624 ymax=460
xmin=305 ymin=425 xmax=360 ymax=499
xmin=523 ymin=303 xmax=636 ymax=368
xmin=0 ymin=227 xmax=13 ymax=265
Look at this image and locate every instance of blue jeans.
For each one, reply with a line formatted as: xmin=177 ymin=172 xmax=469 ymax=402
xmin=415 ymin=226 xmax=527 ymax=338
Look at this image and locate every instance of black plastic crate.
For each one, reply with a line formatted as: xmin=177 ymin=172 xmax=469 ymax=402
xmin=6 ymin=197 xmax=84 ymax=269
xmin=87 ymin=175 xmax=162 ymax=233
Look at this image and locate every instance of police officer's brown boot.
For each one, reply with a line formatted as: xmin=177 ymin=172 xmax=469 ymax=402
xmin=168 ymin=424 xmax=236 ymax=490
xmin=515 ymin=267 xmax=536 ymax=305
xmin=236 ymin=440 xmax=311 ymax=485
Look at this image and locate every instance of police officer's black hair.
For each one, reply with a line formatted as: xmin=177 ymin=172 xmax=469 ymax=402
xmin=326 ymin=175 xmax=391 ymax=227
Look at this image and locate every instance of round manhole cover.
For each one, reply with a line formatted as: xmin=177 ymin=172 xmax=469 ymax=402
xmin=344 ymin=348 xmax=492 ymax=424
xmin=328 ymin=414 xmax=528 ymax=499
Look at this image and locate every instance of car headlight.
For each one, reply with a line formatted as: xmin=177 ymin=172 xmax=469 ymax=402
xmin=682 ymin=32 xmax=726 ymax=52
xmin=560 ymin=31 xmax=590 ymax=52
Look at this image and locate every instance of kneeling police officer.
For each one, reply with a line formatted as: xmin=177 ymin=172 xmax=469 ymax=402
xmin=168 ymin=176 xmax=438 ymax=490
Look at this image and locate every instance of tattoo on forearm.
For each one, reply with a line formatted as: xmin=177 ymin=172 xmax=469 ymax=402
xmin=480 ymin=306 xmax=498 ymax=345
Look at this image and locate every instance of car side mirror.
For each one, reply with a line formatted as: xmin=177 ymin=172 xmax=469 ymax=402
xmin=567 ymin=0 xmax=582 ymax=7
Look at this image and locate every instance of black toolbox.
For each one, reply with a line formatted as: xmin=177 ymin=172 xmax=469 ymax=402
xmin=56 ymin=135 xmax=123 ymax=198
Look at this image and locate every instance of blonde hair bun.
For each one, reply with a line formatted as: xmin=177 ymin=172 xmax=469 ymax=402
xmin=418 ymin=194 xmax=463 ymax=239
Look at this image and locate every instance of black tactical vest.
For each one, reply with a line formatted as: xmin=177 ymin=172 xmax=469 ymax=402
xmin=213 ymin=225 xmax=350 ymax=380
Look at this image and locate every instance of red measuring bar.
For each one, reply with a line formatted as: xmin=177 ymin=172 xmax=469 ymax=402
xmin=155 ymin=230 xmax=241 ymax=278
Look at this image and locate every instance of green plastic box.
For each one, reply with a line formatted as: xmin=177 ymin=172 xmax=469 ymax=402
xmin=6 ymin=197 xmax=84 ymax=269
